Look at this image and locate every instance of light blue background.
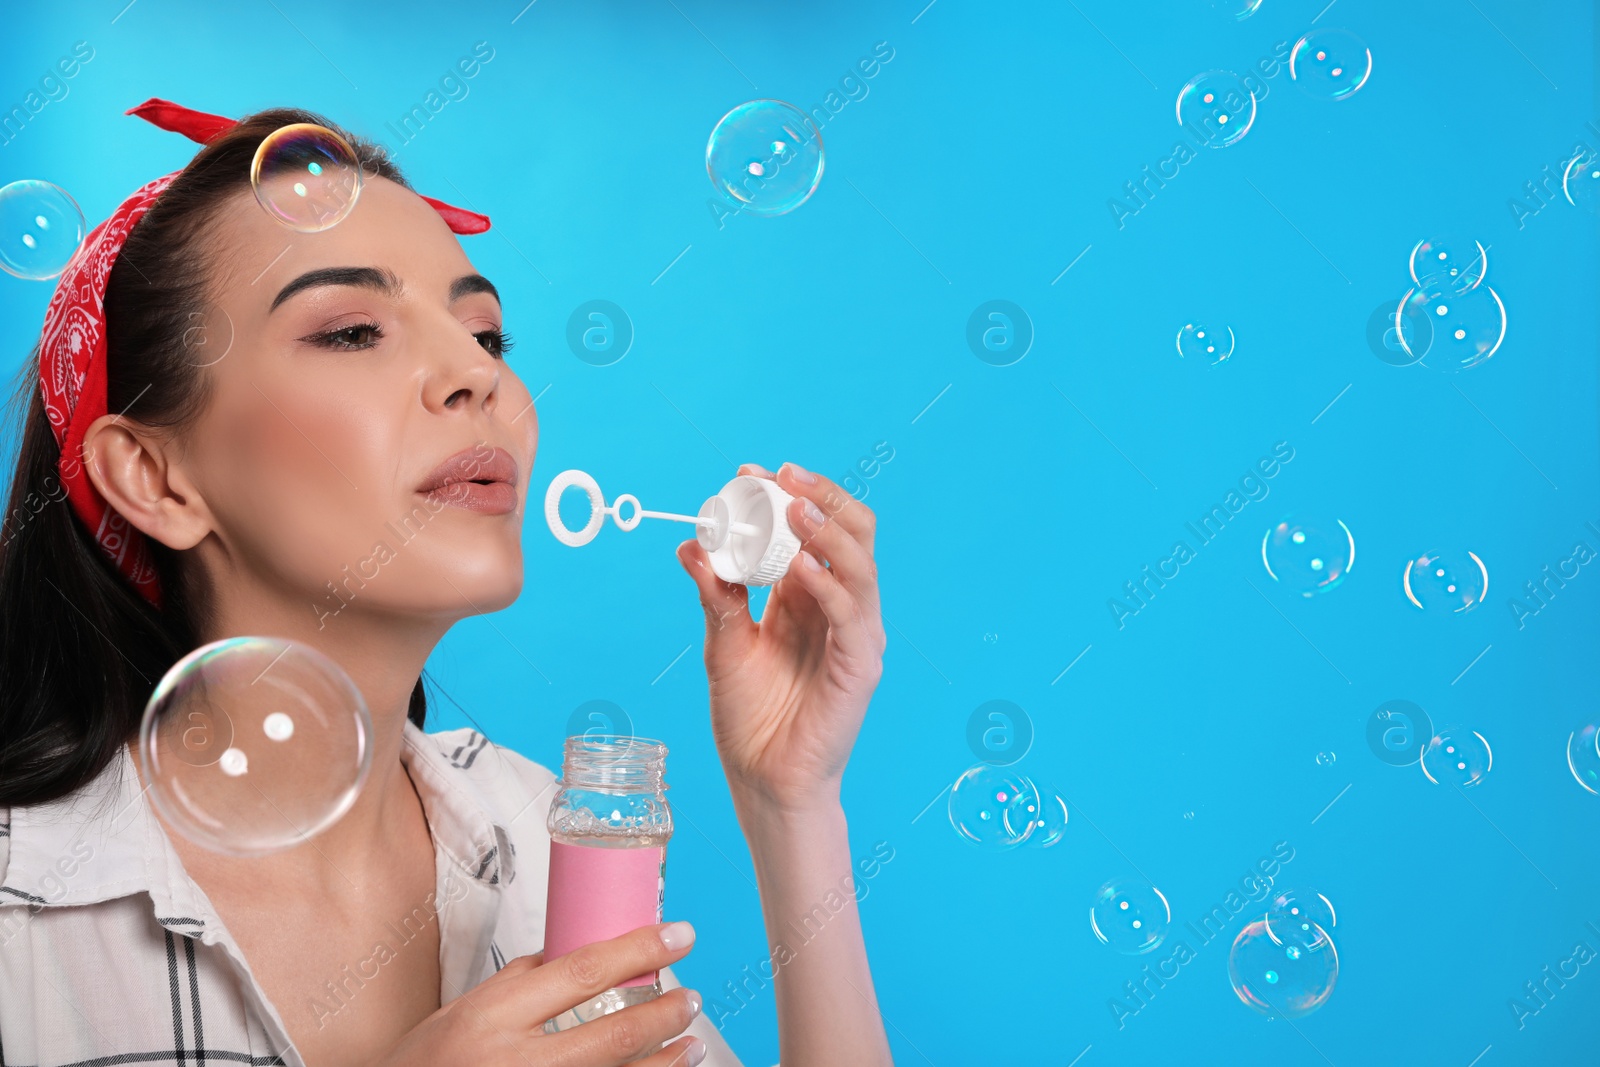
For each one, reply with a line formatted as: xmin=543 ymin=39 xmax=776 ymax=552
xmin=3 ymin=1 xmax=1598 ymax=1062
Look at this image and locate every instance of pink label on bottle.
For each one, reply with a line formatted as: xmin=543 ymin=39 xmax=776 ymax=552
xmin=543 ymin=840 xmax=665 ymax=988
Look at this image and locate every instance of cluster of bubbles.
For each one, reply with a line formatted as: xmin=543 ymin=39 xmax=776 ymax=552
xmin=1376 ymin=235 xmax=1507 ymax=371
xmin=706 ymin=99 xmax=825 ymax=217
xmin=1 ymin=123 xmax=368 ymax=284
xmin=1175 ymin=28 xmax=1371 ymax=153
xmin=140 ymin=636 xmax=372 ymax=856
xmin=1085 ymin=874 xmax=1342 ymax=1019
xmin=946 ymin=763 xmax=1068 ymax=849
xmin=1366 ymin=699 xmax=1494 ymax=788
xmin=1258 ymin=514 xmax=1490 ymax=615
xmin=1229 ymin=887 xmax=1340 ymax=1018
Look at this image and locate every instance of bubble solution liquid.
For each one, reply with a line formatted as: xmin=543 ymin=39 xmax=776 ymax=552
xmin=541 ymin=734 xmax=672 ymax=1034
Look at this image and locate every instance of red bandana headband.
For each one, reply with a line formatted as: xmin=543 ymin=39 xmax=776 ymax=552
xmin=37 ymin=98 xmax=490 ymax=612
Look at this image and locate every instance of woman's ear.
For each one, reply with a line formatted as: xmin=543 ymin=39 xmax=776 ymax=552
xmin=78 ymin=412 xmax=212 ymax=551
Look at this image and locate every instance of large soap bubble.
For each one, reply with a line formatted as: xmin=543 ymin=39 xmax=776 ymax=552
xmin=140 ymin=636 xmax=372 ymax=855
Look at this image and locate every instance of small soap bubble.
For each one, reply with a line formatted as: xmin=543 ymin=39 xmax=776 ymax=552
xmin=1421 ymin=726 xmax=1493 ymax=788
xmin=1402 ymin=550 xmax=1488 ymax=613
xmin=1397 ymin=281 xmax=1505 ymax=372
xmin=1408 ymin=236 xmax=1488 ymax=292
xmin=0 ymin=180 xmax=86 ymax=280
xmin=1089 ymin=879 xmax=1171 ymax=955
xmin=706 ymin=100 xmax=824 ymax=217
xmin=1315 ymin=751 xmax=1337 ymax=767
xmin=139 ymin=636 xmax=372 ymax=856
xmin=1176 ymin=323 xmax=1236 ymax=364
xmin=1265 ymin=887 xmax=1337 ymax=950
xmin=1567 ymin=723 xmax=1600 ymax=795
xmin=947 ymin=763 xmax=1040 ymax=849
xmin=1175 ymin=71 xmax=1256 ymax=148
xmin=1562 ymin=150 xmax=1600 ymax=213
xmin=1229 ymin=919 xmax=1339 ymax=1018
xmin=251 ymin=124 xmax=363 ymax=233
xmin=1261 ymin=516 xmax=1355 ymax=596
xmin=1289 ymin=29 xmax=1372 ymax=101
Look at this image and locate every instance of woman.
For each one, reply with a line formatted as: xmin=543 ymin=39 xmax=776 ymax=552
xmin=0 ymin=100 xmax=893 ymax=1067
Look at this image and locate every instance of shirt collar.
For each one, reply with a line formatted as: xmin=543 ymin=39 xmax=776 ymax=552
xmin=1 ymin=718 xmax=516 ymax=915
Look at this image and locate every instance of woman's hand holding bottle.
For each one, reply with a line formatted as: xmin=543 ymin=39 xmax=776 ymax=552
xmin=377 ymin=921 xmax=706 ymax=1067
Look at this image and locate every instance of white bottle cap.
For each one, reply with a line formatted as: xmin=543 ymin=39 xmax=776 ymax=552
xmin=695 ymin=475 xmax=801 ymax=586
xmin=543 ymin=469 xmax=802 ymax=587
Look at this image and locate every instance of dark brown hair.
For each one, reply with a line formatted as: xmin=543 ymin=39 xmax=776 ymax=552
xmin=0 ymin=107 xmax=428 ymax=809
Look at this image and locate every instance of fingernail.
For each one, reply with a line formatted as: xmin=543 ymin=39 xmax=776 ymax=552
xmin=782 ymin=461 xmax=818 ymax=484
xmin=660 ymin=920 xmax=696 ymax=950
xmin=801 ymin=498 xmax=827 ymax=531
xmin=797 ymin=550 xmax=822 ymax=572
xmin=686 ymin=1036 xmax=708 ymax=1066
xmin=742 ymin=463 xmax=772 ymax=477
xmin=686 ymin=988 xmax=703 ymax=1016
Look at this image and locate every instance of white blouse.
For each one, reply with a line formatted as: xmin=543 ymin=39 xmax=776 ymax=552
xmin=0 ymin=720 xmax=747 ymax=1066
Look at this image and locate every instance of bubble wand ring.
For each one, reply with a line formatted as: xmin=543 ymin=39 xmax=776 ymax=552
xmin=543 ymin=469 xmax=802 ymax=586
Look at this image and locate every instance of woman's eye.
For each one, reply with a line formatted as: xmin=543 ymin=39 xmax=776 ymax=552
xmin=476 ymin=328 xmax=515 ymax=359
xmin=313 ymin=323 xmax=383 ymax=350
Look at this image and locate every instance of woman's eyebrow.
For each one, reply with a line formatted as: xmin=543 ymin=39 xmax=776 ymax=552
xmin=449 ymin=273 xmax=500 ymax=306
xmin=267 ymin=268 xmax=500 ymax=314
xmin=270 ymin=266 xmax=401 ymax=314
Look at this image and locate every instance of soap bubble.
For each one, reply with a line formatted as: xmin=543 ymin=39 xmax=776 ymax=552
xmin=1562 ymin=150 xmax=1600 ymax=213
xmin=1021 ymin=786 xmax=1069 ymax=848
xmin=1421 ymin=726 xmax=1493 ymax=788
xmin=1289 ymin=29 xmax=1372 ymax=101
xmin=0 ymin=180 xmax=86 ymax=280
xmin=1315 ymin=751 xmax=1337 ymax=767
xmin=1567 ymin=723 xmax=1600 ymax=795
xmin=1176 ymin=323 xmax=1235 ymax=364
xmin=139 ymin=636 xmax=372 ymax=855
xmin=1209 ymin=0 xmax=1264 ymax=19
xmin=1396 ymin=282 xmax=1505 ymax=372
xmin=1402 ymin=550 xmax=1489 ymax=613
xmin=706 ymin=99 xmax=824 ymax=217
xmin=251 ymin=124 xmax=363 ymax=232
xmin=1261 ymin=516 xmax=1355 ymax=596
xmin=1265 ymin=887 xmax=1337 ymax=950
xmin=1090 ymin=879 xmax=1171 ymax=954
xmin=1229 ymin=919 xmax=1339 ymax=1018
xmin=1366 ymin=699 xmax=1433 ymax=767
xmin=947 ymin=763 xmax=1039 ymax=848
xmin=1408 ymin=236 xmax=1488 ymax=293
xmin=1175 ymin=71 xmax=1256 ymax=148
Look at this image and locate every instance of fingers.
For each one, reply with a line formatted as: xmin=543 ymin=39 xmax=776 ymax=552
xmin=546 ymin=921 xmax=697 ymax=1020
xmin=545 ymin=987 xmax=703 ymax=1066
xmin=675 ymin=539 xmax=757 ymax=669
xmin=739 ymin=462 xmax=876 ymax=555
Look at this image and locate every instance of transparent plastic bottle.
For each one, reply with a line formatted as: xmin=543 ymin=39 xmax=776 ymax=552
xmin=542 ymin=734 xmax=672 ymax=1034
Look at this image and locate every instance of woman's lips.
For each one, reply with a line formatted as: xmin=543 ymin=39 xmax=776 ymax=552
xmin=422 ymin=480 xmax=518 ymax=514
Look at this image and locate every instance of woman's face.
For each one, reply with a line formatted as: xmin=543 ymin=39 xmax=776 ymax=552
xmin=179 ymin=175 xmax=537 ymax=624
